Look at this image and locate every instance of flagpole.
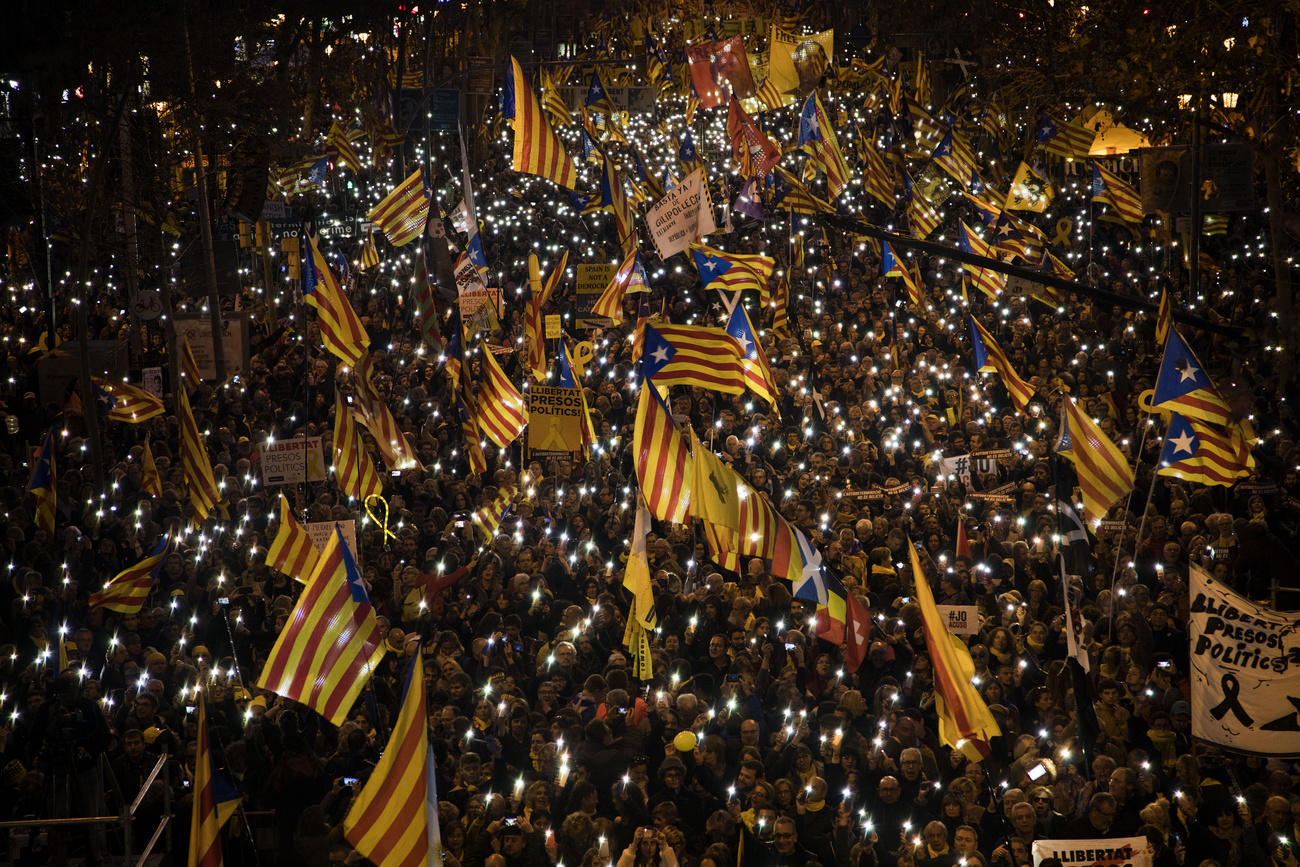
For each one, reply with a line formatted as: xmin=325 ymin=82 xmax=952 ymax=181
xmin=1105 ymin=414 xmax=1154 ymax=621
xmin=1116 ymin=419 xmax=1166 ymax=641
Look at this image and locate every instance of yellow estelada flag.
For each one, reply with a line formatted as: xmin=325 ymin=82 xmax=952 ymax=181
xmin=1004 ymin=161 xmax=1053 ymax=212
xmin=689 ymin=426 xmax=741 ymax=531
xmin=909 ymin=540 xmax=1000 ymax=761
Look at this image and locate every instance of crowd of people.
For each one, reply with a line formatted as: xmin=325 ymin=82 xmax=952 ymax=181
xmin=2 ymin=9 xmax=1300 ymax=867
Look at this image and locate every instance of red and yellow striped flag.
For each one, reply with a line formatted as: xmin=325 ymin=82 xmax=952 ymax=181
xmin=367 ymin=169 xmax=431 ymax=247
xmin=257 ymin=526 xmax=386 ymax=725
xmin=861 ymin=139 xmax=895 ymax=207
xmin=356 ymin=229 xmax=381 ymax=271
xmin=266 ymin=493 xmax=319 ymax=583
xmin=90 ymin=536 xmax=169 ymax=614
xmin=797 ymin=93 xmax=851 ymax=200
xmin=94 ymin=377 xmax=164 ymax=423
xmin=475 ymin=349 xmax=527 ymax=448
xmin=179 ymin=388 xmax=220 ymax=521
xmin=26 ymin=431 xmax=56 ymax=536
xmin=187 ymin=698 xmax=241 ymax=867
xmin=1055 ymin=395 xmax=1135 ymax=525
xmin=351 ymin=389 xmax=423 ymax=473
xmin=344 ymin=655 xmax=441 ymax=867
xmin=910 ymin=542 xmax=1000 ymax=762
xmin=333 ymin=390 xmax=383 ymax=503
xmin=141 ymin=437 xmax=163 ymax=498
xmin=505 ymin=57 xmax=578 ymax=190
xmin=304 ymin=233 xmax=371 ymax=368
xmin=1092 ymin=163 xmax=1144 ymax=226
xmin=326 ymin=121 xmax=362 ymax=173
xmin=970 ymin=316 xmax=1036 ymax=412
xmin=525 ymin=251 xmax=567 ymax=382
xmin=592 ymin=249 xmax=649 ymax=325
xmin=633 ymin=383 xmax=692 ymax=524
xmin=643 ymin=323 xmax=747 ymax=395
xmin=472 ymin=484 xmax=517 ymax=542
xmin=180 ymin=334 xmax=203 ymax=386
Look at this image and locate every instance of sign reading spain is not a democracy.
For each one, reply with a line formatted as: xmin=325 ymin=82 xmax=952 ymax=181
xmin=1190 ymin=562 xmax=1300 ymax=755
xmin=1031 ymin=837 xmax=1150 ymax=867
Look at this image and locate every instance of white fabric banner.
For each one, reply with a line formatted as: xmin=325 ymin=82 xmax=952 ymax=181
xmin=1031 ymin=837 xmax=1151 ymax=867
xmin=647 ymin=169 xmax=716 ymax=260
xmin=1190 ymin=563 xmax=1300 ymax=755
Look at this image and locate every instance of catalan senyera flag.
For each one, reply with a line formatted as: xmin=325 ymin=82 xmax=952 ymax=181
xmin=304 ymin=233 xmax=371 ymax=367
xmin=352 ymin=392 xmax=423 ymax=473
xmin=768 ymin=167 xmax=836 ymax=215
xmin=1091 ymin=163 xmax=1144 ymax=225
xmin=959 ymin=221 xmax=1007 ymax=299
xmin=931 ymin=129 xmax=977 ymax=186
xmin=188 ymin=698 xmax=241 ymax=867
xmin=906 ymin=182 xmax=943 ymax=239
xmin=727 ymin=95 xmax=780 ymax=180
xmin=367 ymin=169 xmax=432 ymax=247
xmin=475 ymin=348 xmax=527 ymax=448
xmin=333 ymin=390 xmax=383 ymax=503
xmin=267 ymin=493 xmax=320 ymax=583
xmin=94 ymin=377 xmax=164 ymax=423
xmin=690 ymin=243 xmax=775 ymax=300
xmin=1037 ymin=114 xmax=1095 ymax=161
xmin=471 ymin=484 xmax=517 ymax=542
xmin=970 ymin=316 xmax=1036 ymax=412
xmin=702 ymin=482 xmax=778 ymax=572
xmin=1155 ymin=288 xmax=1173 ymax=347
xmin=797 ymin=92 xmax=850 ymax=200
xmin=1054 ymin=395 xmax=1134 ymax=525
xmin=689 ymin=426 xmax=742 ymax=531
xmin=558 ymin=344 xmax=597 ymax=451
xmin=179 ymin=388 xmax=220 ymax=521
xmin=881 ymin=242 xmax=924 ymax=307
xmin=592 ymin=249 xmax=649 ymax=325
xmin=725 ymin=305 xmax=779 ymax=413
xmin=525 ymin=251 xmax=567 ymax=382
xmin=89 ymin=536 xmax=169 ymax=614
xmin=344 ymin=654 xmax=442 ymax=867
xmin=141 ymin=437 xmax=163 ymax=498
xmin=861 ymin=138 xmax=896 ymax=207
xmin=642 ymin=322 xmax=747 ymax=395
xmin=326 ymin=121 xmax=362 ymax=173
xmin=27 ymin=431 xmax=56 ymax=536
xmin=600 ymin=156 xmax=637 ymax=257
xmin=257 ymin=526 xmax=386 ymax=726
xmin=1158 ymin=413 xmax=1254 ymax=487
xmin=909 ymin=541 xmax=1000 ymax=762
xmin=540 ymin=67 xmax=573 ymax=127
xmin=770 ymin=276 xmax=790 ymax=335
xmin=633 ymin=379 xmax=692 ymax=524
xmin=1153 ymin=326 xmax=1233 ymax=426
xmin=180 ymin=334 xmax=202 ymax=386
xmin=504 ymin=57 xmax=578 ymax=190
xmin=357 ymin=229 xmax=381 ymax=271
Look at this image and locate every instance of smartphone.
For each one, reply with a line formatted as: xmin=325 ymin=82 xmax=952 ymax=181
xmin=455 ymin=521 xmax=467 ymax=528
xmin=504 ymin=817 xmax=519 ymax=827
xmin=218 ymin=597 xmax=230 ymax=605
xmin=785 ymin=643 xmax=796 ymax=651
xmin=1157 ymin=660 xmax=1173 ymax=670
xmin=641 ymin=827 xmax=658 ymax=840
xmin=343 ymin=777 xmax=358 ymax=787
xmin=1027 ymin=763 xmax=1047 ymax=781
xmin=183 ymin=779 xmax=192 ymax=788
xmin=725 ymin=673 xmax=741 ymax=682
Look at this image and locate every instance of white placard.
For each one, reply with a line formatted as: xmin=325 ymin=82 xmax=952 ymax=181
xmin=258 ymin=436 xmax=327 ymax=485
xmin=647 ymin=169 xmax=716 ymax=260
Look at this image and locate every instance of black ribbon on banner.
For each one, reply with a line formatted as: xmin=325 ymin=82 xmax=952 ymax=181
xmin=1209 ymin=673 xmax=1254 ymax=727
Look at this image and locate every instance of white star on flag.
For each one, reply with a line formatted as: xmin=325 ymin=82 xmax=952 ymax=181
xmin=1169 ymin=429 xmax=1196 ymax=455
xmin=1178 ymin=361 xmax=1200 ymax=383
xmin=650 ymin=344 xmax=670 ymax=364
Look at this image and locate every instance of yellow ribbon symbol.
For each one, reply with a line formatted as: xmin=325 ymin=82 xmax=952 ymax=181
xmin=364 ymin=494 xmax=397 ymax=544
xmin=1051 ymin=218 xmax=1073 ymax=245
xmin=1137 ymin=388 xmax=1171 ymax=422
xmin=570 ymin=341 xmax=595 ymax=380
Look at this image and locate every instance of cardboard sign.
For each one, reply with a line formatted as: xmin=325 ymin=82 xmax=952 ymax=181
xmin=305 ymin=519 xmax=359 ymax=563
xmin=258 ymin=436 xmax=328 ymax=485
xmin=937 ymin=605 xmax=981 ymax=636
xmin=173 ymin=313 xmax=250 ymax=380
xmin=527 ymin=385 xmax=583 ymax=458
xmin=575 ymin=263 xmax=620 ymax=327
xmin=544 ymin=314 xmax=562 ymax=339
xmin=647 ymin=169 xmax=717 ymax=260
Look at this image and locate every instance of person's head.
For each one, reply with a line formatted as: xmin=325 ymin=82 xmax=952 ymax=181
xmin=923 ymin=819 xmax=948 ymax=851
xmin=1029 ymin=786 xmax=1053 ymax=817
xmin=1088 ymin=792 xmax=1118 ymax=833
xmin=498 ymin=824 xmax=525 ymax=858
xmin=877 ymin=775 xmax=901 ymax=803
xmin=123 ymin=729 xmax=145 ymax=760
xmin=953 ymin=824 xmax=979 ymax=856
xmin=1011 ymin=801 xmax=1038 ymax=836
xmin=899 ymin=747 xmax=923 ymax=781
xmin=772 ymin=816 xmax=798 ymax=854
xmin=1108 ymin=767 xmax=1136 ymax=801
xmin=739 ymin=717 xmax=760 ymax=746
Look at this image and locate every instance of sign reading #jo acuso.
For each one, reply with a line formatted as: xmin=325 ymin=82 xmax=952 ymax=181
xmin=1189 ymin=563 xmax=1300 ymax=755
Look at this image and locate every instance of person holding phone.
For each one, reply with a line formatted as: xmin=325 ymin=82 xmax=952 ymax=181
xmin=617 ymin=825 xmax=678 ymax=867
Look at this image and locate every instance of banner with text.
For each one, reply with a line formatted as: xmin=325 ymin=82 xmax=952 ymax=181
xmin=647 ymin=169 xmax=716 ymax=260
xmin=1190 ymin=564 xmax=1300 ymax=755
xmin=527 ymin=385 xmax=583 ymax=458
xmin=305 ymin=520 xmax=359 ymax=563
xmin=937 ymin=605 xmax=981 ymax=636
xmin=1032 ymin=837 xmax=1150 ymax=867
xmin=575 ymin=263 xmax=620 ymax=327
xmin=258 ymin=436 xmax=327 ymax=485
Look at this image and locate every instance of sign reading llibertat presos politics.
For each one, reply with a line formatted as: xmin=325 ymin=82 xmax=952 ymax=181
xmin=1031 ymin=837 xmax=1151 ymax=867
xmin=1190 ymin=563 xmax=1300 ymax=755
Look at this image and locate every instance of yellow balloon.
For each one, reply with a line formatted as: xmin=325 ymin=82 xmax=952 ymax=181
xmin=673 ymin=730 xmax=698 ymax=752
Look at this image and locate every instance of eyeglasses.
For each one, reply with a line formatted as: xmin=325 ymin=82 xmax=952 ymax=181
xmin=1033 ymin=797 xmax=1052 ymax=803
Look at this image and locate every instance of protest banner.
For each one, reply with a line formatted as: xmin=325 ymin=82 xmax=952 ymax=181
xmin=527 ymin=385 xmax=583 ymax=458
xmin=647 ymin=169 xmax=717 ymax=260
xmin=575 ymin=263 xmax=620 ymax=327
xmin=1031 ymin=837 xmax=1150 ymax=867
xmin=767 ymin=27 xmax=833 ymax=106
xmin=305 ymin=519 xmax=359 ymax=562
xmin=1190 ymin=563 xmax=1300 ymax=755
xmin=937 ymin=605 xmax=981 ymax=637
xmin=258 ymin=436 xmax=327 ymax=485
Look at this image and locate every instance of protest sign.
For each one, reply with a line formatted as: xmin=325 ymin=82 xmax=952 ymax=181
xmin=1190 ymin=563 xmax=1300 ymax=755
xmin=647 ymin=169 xmax=716 ymax=260
xmin=937 ymin=605 xmax=981 ymax=636
xmin=258 ymin=436 xmax=327 ymax=485
xmin=1031 ymin=837 xmax=1150 ymax=867
xmin=528 ymin=385 xmax=583 ymax=458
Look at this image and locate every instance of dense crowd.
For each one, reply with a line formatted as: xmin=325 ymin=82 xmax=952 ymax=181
xmin=2 ymin=23 xmax=1300 ymax=867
